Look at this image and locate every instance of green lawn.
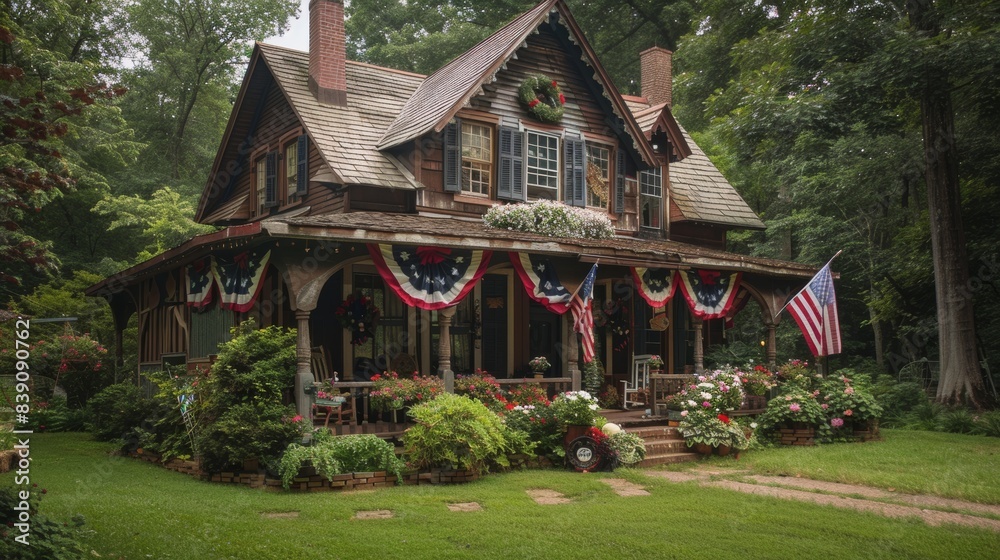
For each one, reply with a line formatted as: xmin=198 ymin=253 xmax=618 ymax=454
xmin=4 ymin=431 xmax=1000 ymax=559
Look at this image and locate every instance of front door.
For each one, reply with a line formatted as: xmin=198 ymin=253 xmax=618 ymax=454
xmin=528 ymin=300 xmax=561 ymax=376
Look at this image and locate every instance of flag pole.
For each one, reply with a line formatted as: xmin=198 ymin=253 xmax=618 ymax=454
xmin=568 ymin=261 xmax=599 ymax=300
xmin=773 ymin=250 xmax=843 ymax=321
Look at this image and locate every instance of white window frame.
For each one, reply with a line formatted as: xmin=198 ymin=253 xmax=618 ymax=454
xmin=525 ymin=130 xmax=560 ymax=201
xmin=461 ymin=121 xmax=493 ymax=197
xmin=640 ymin=167 xmax=663 ymax=229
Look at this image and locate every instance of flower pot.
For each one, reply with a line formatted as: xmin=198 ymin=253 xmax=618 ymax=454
xmin=715 ymin=444 xmax=731 ymax=457
xmin=533 ymin=372 xmax=545 ymax=379
xmin=564 ymin=424 xmax=591 ymax=449
xmin=693 ymin=442 xmax=712 ymax=455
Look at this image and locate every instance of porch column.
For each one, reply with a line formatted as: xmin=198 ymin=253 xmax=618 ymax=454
xmin=437 ymin=305 xmax=456 ymax=392
xmin=693 ymin=318 xmax=705 ymax=374
xmin=564 ymin=314 xmax=581 ymax=391
xmin=765 ymin=321 xmax=778 ymax=367
xmin=294 ymin=310 xmax=314 ymax=421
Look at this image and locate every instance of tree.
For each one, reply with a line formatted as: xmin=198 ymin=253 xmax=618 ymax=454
xmin=122 ymin=0 xmax=299 ymax=197
xmin=0 ymin=7 xmax=125 ymax=289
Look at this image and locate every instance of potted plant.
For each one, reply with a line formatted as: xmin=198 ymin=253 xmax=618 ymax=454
xmin=678 ymin=410 xmax=731 ymax=454
xmin=648 ymin=355 xmax=664 ymax=373
xmin=551 ymin=390 xmax=600 ymax=446
xmin=528 ymin=356 xmax=551 ymax=378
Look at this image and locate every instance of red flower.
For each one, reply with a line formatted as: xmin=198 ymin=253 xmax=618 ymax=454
xmin=528 ymin=99 xmax=540 ymax=108
xmin=558 ymin=93 xmax=566 ymax=104
xmin=505 ymin=403 xmax=515 ymax=411
xmin=551 ymin=80 xmax=558 ymax=88
xmin=717 ymin=414 xmax=731 ymax=424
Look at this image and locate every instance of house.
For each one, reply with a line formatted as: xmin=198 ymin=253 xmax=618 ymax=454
xmin=87 ymin=0 xmax=816 ymax=422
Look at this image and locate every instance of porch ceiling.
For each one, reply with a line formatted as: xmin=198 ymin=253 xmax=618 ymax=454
xmin=264 ymin=211 xmax=818 ymax=279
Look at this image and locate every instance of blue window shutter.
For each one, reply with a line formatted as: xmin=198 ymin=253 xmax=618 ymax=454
xmin=614 ymin=148 xmax=626 ymax=214
xmin=265 ymin=151 xmax=278 ymax=208
xmin=443 ymin=119 xmax=462 ymax=193
xmin=296 ymin=135 xmax=308 ymax=194
xmin=564 ymin=138 xmax=586 ymax=207
xmin=498 ymin=126 xmax=525 ymax=201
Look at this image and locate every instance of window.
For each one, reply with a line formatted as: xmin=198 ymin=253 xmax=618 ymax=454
xmin=640 ymin=167 xmax=662 ymax=229
xmin=254 ymin=156 xmax=267 ymax=216
xmin=461 ymin=122 xmax=493 ymax=196
xmin=586 ymin=144 xmax=610 ymax=208
xmin=526 ymin=131 xmax=559 ymax=200
xmin=285 ymin=140 xmax=298 ymax=198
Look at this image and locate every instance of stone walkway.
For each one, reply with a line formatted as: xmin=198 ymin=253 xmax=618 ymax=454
xmin=644 ymin=467 xmax=1000 ymax=532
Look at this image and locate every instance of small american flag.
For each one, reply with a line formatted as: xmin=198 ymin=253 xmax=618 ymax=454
xmin=571 ymin=264 xmax=598 ymax=363
xmin=786 ymin=262 xmax=841 ymax=357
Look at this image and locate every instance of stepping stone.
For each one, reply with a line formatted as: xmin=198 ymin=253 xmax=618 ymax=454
xmin=447 ymin=502 xmax=483 ymax=512
xmin=260 ymin=511 xmax=299 ymax=519
xmin=353 ymin=509 xmax=394 ymax=520
xmin=527 ymin=489 xmax=572 ymax=505
xmin=600 ymin=478 xmax=651 ymax=497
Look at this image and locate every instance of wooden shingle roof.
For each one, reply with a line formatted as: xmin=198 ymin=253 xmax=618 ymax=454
xmin=258 ymin=43 xmax=425 ymax=190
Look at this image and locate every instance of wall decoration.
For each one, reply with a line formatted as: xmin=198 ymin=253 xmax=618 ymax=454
xmin=518 ymin=73 xmax=565 ymax=123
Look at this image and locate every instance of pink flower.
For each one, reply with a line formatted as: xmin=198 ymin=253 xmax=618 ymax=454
xmin=789 ymin=403 xmax=801 ymax=413
xmin=702 ymin=401 xmax=711 ymax=408
xmin=844 ymin=387 xmax=855 ymax=395
xmin=680 ymin=410 xmax=688 ymax=417
xmin=292 ymin=415 xmax=303 ymax=423
xmin=831 ymin=418 xmax=844 ymax=428
xmin=844 ymin=409 xmax=853 ymax=416
xmin=821 ymin=403 xmax=829 ymax=410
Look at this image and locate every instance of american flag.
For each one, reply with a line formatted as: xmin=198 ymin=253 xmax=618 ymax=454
xmin=570 ymin=263 xmax=598 ymax=363
xmin=786 ymin=263 xmax=841 ymax=357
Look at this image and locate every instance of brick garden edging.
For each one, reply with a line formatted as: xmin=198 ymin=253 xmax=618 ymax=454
xmin=778 ymin=425 xmax=817 ymax=446
xmin=127 ymin=450 xmax=554 ymax=492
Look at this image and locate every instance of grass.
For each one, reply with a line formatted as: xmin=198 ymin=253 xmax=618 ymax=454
xmin=687 ymin=429 xmax=1000 ymax=504
xmin=3 ymin=431 xmax=1000 ymax=559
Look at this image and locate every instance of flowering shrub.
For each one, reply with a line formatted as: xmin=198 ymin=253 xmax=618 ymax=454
xmin=776 ymin=358 xmax=821 ymax=390
xmin=454 ymin=370 xmax=504 ymax=411
xmin=506 ymin=383 xmax=550 ymax=407
xmin=739 ymin=364 xmax=777 ymax=396
xmin=671 ymin=366 xmax=745 ymax=414
xmin=369 ymin=371 xmax=444 ymax=412
xmin=528 ymin=356 xmax=551 ymax=371
xmin=501 ymin=402 xmax=563 ymax=458
xmin=550 ymin=390 xmax=600 ymax=427
xmin=483 ymin=200 xmax=615 ymax=239
xmin=820 ymin=370 xmax=883 ymax=424
xmin=759 ymin=387 xmax=826 ymax=427
xmin=31 ymin=333 xmax=108 ymax=407
xmin=597 ymin=384 xmax=620 ymax=409
xmin=679 ymin=410 xmax=749 ymax=449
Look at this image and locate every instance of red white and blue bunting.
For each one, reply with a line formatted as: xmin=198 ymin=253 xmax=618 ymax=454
xmin=212 ymin=249 xmax=272 ymax=313
xmin=185 ymin=258 xmax=216 ymax=309
xmin=676 ymin=269 xmax=743 ymax=319
xmin=631 ymin=267 xmax=677 ymax=308
xmin=367 ymin=244 xmax=492 ymax=310
xmin=509 ymin=252 xmax=573 ymax=314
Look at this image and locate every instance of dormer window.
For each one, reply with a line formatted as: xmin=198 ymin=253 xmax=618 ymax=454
xmin=640 ymin=167 xmax=662 ymax=229
xmin=461 ymin=122 xmax=493 ymax=197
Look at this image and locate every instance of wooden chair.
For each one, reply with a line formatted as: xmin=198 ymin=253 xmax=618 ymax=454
xmin=311 ymin=346 xmax=333 ymax=384
xmin=621 ymin=354 xmax=652 ymax=409
xmin=310 ymin=346 xmax=355 ymax=426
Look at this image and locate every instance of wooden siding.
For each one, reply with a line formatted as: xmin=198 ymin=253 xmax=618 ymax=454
xmin=669 ymin=222 xmax=728 ymax=250
xmin=190 ymin=305 xmax=235 ymax=359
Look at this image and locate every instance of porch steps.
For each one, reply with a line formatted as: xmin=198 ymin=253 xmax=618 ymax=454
xmin=620 ymin=423 xmax=699 ymax=468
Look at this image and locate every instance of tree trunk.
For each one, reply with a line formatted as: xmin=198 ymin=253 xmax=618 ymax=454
xmin=909 ymin=1 xmax=985 ymax=406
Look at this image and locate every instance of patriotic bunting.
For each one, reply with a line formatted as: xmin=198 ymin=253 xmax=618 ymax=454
xmin=509 ymin=252 xmax=573 ymax=314
xmin=367 ymin=244 xmax=492 ymax=310
xmin=212 ymin=249 xmax=272 ymax=313
xmin=631 ymin=267 xmax=677 ymax=307
xmin=186 ymin=258 xmax=215 ymax=308
xmin=677 ymin=269 xmax=743 ymax=319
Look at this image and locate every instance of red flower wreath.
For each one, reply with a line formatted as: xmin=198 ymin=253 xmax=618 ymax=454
xmin=518 ymin=74 xmax=565 ymax=123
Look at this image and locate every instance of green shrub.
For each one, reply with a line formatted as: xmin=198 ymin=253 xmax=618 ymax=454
xmin=29 ymin=397 xmax=88 ymax=433
xmin=278 ymin=432 xmax=404 ymax=489
xmin=454 ymin=370 xmax=504 ymax=411
xmin=202 ymin=320 xmax=296 ymax=412
xmin=403 ymin=393 xmax=530 ymax=475
xmin=582 ymin=359 xmax=604 ymax=395
xmin=974 ymin=410 xmax=1000 ymax=437
xmin=501 ymin=402 xmax=561 ymax=459
xmin=86 ymin=382 xmax=150 ymax=441
xmin=896 ymin=401 xmax=946 ymax=431
xmin=938 ymin=408 xmax=977 ymax=434
xmin=608 ymin=431 xmax=646 ymax=466
xmin=196 ymin=402 xmax=304 ymax=473
xmin=0 ymin=485 xmax=88 ymax=559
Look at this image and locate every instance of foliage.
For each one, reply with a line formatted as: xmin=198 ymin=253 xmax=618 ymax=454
xmin=582 ymin=358 xmax=604 ymax=394
xmin=505 ymin=383 xmax=549 ymax=407
xmin=759 ymin=388 xmax=827 ymax=428
xmin=454 ymin=369 xmax=504 ymax=411
xmin=402 ymin=393 xmax=530 ymax=475
xmin=597 ymin=384 xmax=619 ymax=409
xmin=0 ymin=484 xmax=88 ymax=559
xmin=527 ymin=356 xmax=551 ymax=371
xmin=196 ymin=402 xmax=304 ymax=473
xmin=86 ymin=382 xmax=150 ymax=441
xmin=126 ymin=367 xmax=207 ymax=461
xmin=670 ymin=366 xmax=745 ymax=415
xmin=25 ymin=396 xmax=87 ymax=433
xmin=500 ymin=402 xmax=561 ymax=459
xmin=738 ymin=364 xmax=777 ymax=397
xmin=29 ymin=332 xmax=108 ymax=407
xmin=483 ymin=200 xmax=614 ymax=239
xmin=278 ymin=431 xmax=404 ymax=490
xmin=368 ymin=371 xmax=444 ymax=412
xmin=937 ymin=408 xmax=978 ymax=435
xmin=607 ymin=431 xmax=646 ymax=466
xmin=550 ymin=390 xmax=600 ymax=427
xmin=870 ymin=376 xmax=928 ymax=427
xmin=818 ymin=370 xmax=883 ymax=423
xmin=679 ymin=410 xmax=747 ymax=449
xmin=774 ymin=359 xmax=818 ymax=389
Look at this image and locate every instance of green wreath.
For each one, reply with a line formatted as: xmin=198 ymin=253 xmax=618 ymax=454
xmin=518 ymin=74 xmax=565 ymax=123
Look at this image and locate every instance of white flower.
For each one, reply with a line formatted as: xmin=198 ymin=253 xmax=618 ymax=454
xmin=687 ymin=400 xmax=697 ymax=407
xmin=700 ymin=392 xmax=712 ymax=400
xmin=698 ymin=382 xmax=713 ymax=389
xmin=750 ymin=422 xmax=758 ymax=429
xmin=578 ymin=391 xmax=592 ymax=400
xmin=589 ymin=404 xmax=599 ymax=410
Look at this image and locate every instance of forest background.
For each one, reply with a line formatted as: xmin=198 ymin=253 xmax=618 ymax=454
xmin=2 ymin=0 xmax=998 ymax=403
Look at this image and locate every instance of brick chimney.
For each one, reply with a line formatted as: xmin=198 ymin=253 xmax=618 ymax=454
xmin=309 ymin=0 xmax=347 ymax=106
xmin=640 ymin=46 xmax=673 ymax=107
